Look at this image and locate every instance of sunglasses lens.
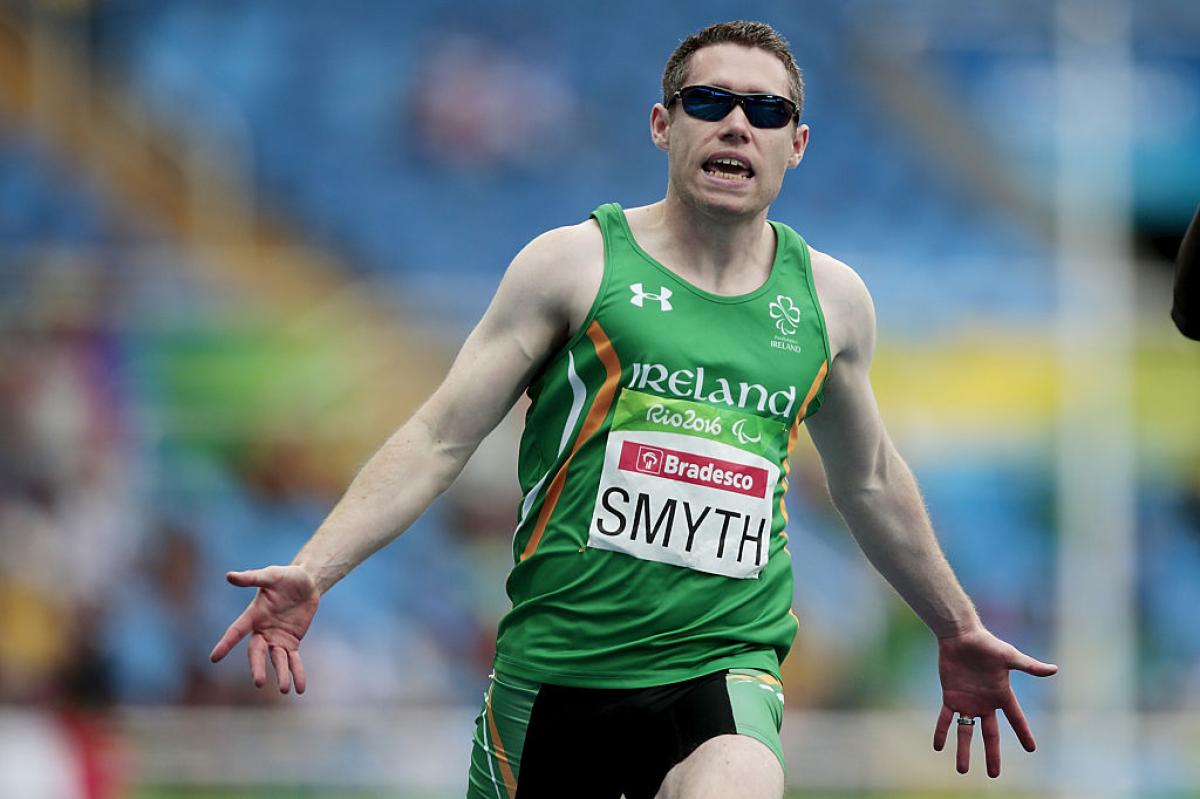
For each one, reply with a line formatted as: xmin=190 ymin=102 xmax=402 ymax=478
xmin=678 ymin=87 xmax=795 ymax=129
xmin=745 ymin=97 xmax=793 ymax=129
xmin=680 ymin=87 xmax=735 ymax=121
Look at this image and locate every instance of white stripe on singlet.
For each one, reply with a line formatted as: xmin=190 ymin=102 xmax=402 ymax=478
xmin=481 ymin=687 xmax=506 ymax=799
xmin=510 ymin=351 xmax=587 ymax=543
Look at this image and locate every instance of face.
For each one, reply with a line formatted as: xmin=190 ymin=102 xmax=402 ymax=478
xmin=652 ymin=43 xmax=809 ymax=220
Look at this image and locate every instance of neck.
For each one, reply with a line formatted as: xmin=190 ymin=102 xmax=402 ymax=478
xmin=645 ymin=190 xmax=775 ymax=293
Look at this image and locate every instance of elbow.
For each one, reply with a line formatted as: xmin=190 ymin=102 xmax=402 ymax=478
xmin=406 ymin=414 xmax=475 ymax=492
xmin=827 ymin=437 xmax=910 ymax=512
xmin=428 ymin=439 xmax=474 ymax=490
xmin=825 ymin=448 xmax=913 ymax=524
xmin=827 ymin=476 xmax=886 ymax=518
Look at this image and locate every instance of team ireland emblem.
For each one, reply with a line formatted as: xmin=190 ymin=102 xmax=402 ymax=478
xmin=768 ymin=295 xmax=801 ymax=336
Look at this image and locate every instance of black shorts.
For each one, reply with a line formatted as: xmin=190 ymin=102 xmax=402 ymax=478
xmin=466 ymin=666 xmax=785 ymax=799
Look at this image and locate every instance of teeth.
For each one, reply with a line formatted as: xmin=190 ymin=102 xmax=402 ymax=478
xmin=704 ymin=156 xmax=752 ymax=180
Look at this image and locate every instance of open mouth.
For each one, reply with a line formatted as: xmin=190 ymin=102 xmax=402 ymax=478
xmin=702 ymin=156 xmax=754 ymax=181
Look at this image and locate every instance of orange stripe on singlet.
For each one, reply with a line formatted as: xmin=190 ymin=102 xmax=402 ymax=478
xmin=519 ymin=321 xmax=622 ymax=561
xmin=779 ymin=416 xmax=802 ymax=525
xmin=485 ymin=684 xmax=517 ymax=798
xmin=778 ymin=360 xmax=829 ymax=524
xmin=797 ymin=360 xmax=829 ymax=421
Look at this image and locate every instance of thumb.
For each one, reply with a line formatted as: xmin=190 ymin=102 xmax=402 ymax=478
xmin=1009 ymin=649 xmax=1058 ymax=677
xmin=226 ymin=567 xmax=278 ymax=589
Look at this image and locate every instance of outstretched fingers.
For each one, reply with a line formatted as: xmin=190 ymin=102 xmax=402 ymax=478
xmin=1007 ymin=647 xmax=1059 ymax=677
xmin=210 ymin=610 xmax=254 ymax=663
xmin=270 ymin=645 xmax=291 ymax=694
xmin=933 ymin=705 xmax=953 ymax=751
xmin=981 ymin=712 xmax=1001 ymax=778
xmin=248 ymin=633 xmax=269 ymax=688
xmin=226 ymin=568 xmax=278 ymax=589
xmin=289 ymin=649 xmax=307 ymax=695
xmin=1003 ymin=694 xmax=1038 ymax=752
xmin=956 ymin=713 xmax=973 ymax=774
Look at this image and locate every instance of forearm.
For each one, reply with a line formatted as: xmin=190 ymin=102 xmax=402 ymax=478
xmin=1173 ymin=205 xmax=1200 ymax=340
xmin=292 ymin=412 xmax=467 ymax=594
xmin=830 ymin=448 xmax=979 ymax=639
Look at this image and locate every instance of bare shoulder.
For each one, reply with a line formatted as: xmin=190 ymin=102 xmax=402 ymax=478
xmin=516 ymin=218 xmax=604 ymax=269
xmin=504 ymin=218 xmax=604 ymax=334
xmin=807 ymin=247 xmax=876 ymax=362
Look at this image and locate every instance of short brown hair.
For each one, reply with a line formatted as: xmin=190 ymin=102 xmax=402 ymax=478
xmin=662 ymin=21 xmax=804 ymax=118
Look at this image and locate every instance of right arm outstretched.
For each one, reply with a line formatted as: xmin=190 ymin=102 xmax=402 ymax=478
xmin=208 ymin=222 xmax=602 ymax=692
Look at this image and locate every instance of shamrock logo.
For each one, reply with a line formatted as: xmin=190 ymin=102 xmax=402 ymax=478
xmin=769 ymin=295 xmax=801 ymax=336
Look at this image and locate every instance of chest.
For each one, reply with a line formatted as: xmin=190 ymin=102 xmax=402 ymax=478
xmin=594 ymin=279 xmax=825 ymax=428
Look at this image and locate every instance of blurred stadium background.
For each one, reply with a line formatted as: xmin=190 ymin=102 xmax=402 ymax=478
xmin=1 ymin=0 xmax=1198 ymax=796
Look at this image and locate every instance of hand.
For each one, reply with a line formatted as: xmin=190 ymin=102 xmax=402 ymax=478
xmin=209 ymin=565 xmax=321 ymax=694
xmin=932 ymin=626 xmax=1058 ymax=778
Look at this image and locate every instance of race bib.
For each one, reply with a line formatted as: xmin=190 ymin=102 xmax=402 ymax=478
xmin=588 ymin=389 xmax=785 ymax=579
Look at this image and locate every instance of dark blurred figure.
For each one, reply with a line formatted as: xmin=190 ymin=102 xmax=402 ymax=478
xmin=103 ymin=521 xmax=241 ymax=705
xmin=1173 ymin=205 xmax=1200 ymax=340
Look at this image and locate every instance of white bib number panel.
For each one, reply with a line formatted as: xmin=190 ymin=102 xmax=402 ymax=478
xmin=587 ymin=389 xmax=784 ymax=579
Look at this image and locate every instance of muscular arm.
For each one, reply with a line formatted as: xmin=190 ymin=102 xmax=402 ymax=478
xmin=803 ymin=257 xmax=978 ymax=638
xmin=1173 ymin=205 xmax=1200 ymax=340
xmin=209 ymin=223 xmax=602 ymax=685
xmin=294 ymin=224 xmax=599 ymax=592
xmin=803 ymin=251 xmax=1055 ymax=777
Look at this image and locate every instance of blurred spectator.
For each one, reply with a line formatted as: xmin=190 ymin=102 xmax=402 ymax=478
xmin=102 ymin=522 xmax=215 ymax=704
xmin=410 ymin=33 xmax=576 ymax=171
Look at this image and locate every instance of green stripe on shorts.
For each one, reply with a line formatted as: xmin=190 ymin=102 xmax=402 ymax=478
xmin=725 ymin=668 xmax=786 ymax=769
xmin=467 ymin=670 xmax=540 ymax=799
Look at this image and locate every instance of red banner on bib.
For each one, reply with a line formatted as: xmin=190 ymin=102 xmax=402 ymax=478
xmin=618 ymin=440 xmax=769 ymax=498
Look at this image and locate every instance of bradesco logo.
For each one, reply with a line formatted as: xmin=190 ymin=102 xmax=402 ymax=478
xmin=619 ymin=440 xmax=767 ymax=498
xmin=633 ymin=445 xmax=665 ymax=475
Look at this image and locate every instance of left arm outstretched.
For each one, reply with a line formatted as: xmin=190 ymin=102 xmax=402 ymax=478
xmin=804 ymin=251 xmax=1058 ymax=777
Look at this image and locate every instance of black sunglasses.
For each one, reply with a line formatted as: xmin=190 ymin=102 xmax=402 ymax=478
xmin=668 ymin=85 xmax=799 ymax=129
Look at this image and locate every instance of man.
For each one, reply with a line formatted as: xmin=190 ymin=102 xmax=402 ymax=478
xmin=210 ymin=21 xmax=1057 ymax=798
xmin=1173 ymin=205 xmax=1199 ymax=340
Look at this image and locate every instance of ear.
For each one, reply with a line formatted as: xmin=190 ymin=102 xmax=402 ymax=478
xmin=650 ymin=103 xmax=671 ymax=152
xmin=787 ymin=123 xmax=810 ymax=169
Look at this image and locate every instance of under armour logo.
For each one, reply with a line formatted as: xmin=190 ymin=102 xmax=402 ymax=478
xmin=630 ymin=283 xmax=673 ymax=311
xmin=769 ymin=295 xmax=801 ymax=335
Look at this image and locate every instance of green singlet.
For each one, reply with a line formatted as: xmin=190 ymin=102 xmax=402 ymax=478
xmin=494 ymin=203 xmax=831 ymax=689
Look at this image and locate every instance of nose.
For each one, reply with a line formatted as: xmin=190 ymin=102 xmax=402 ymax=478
xmin=717 ymin=102 xmax=752 ymax=142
